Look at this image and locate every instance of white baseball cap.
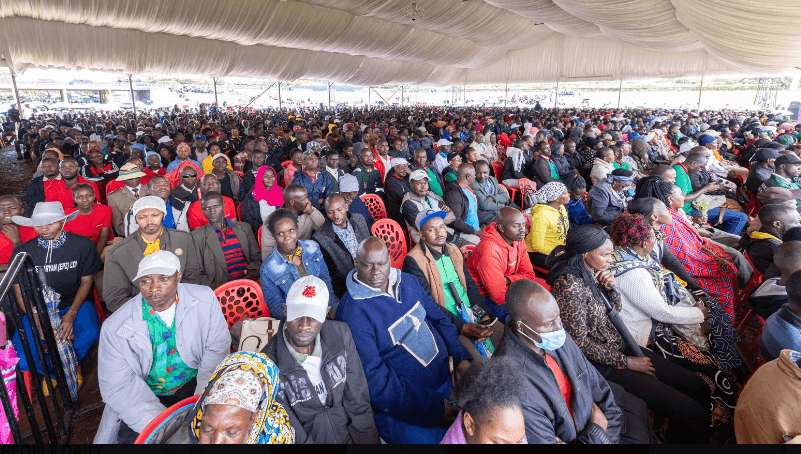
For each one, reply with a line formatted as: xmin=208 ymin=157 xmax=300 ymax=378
xmin=409 ymin=169 xmax=430 ymax=181
xmin=133 ymin=250 xmax=181 ymax=283
xmin=286 ymin=276 xmax=329 ymax=323
xmin=436 ymin=138 xmax=453 ymax=147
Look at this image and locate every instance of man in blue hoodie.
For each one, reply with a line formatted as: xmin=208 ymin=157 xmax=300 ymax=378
xmin=335 ymin=237 xmax=472 ymax=444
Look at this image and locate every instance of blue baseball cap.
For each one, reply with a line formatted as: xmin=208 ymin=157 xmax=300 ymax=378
xmin=698 ymin=134 xmax=716 ymax=146
xmin=415 ymin=209 xmax=446 ymax=230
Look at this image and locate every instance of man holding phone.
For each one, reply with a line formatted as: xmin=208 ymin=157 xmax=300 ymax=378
xmin=403 ymin=209 xmax=503 ymax=359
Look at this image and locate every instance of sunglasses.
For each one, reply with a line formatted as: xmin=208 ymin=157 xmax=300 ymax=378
xmin=182 ymin=174 xmax=198 ymax=178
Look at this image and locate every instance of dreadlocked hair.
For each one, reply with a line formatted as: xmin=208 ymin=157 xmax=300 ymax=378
xmin=561 ymin=172 xmax=586 ymax=191
xmin=634 ymin=176 xmax=673 ymax=207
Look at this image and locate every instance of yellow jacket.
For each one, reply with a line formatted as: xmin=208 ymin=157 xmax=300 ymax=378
xmin=525 ymin=204 xmax=568 ymax=255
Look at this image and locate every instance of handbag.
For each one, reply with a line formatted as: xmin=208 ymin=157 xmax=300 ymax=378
xmin=237 ymin=317 xmax=280 ymax=352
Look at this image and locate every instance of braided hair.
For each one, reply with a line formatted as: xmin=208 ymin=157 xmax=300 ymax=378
xmin=634 ymin=176 xmax=673 ymax=207
xmin=561 ymin=172 xmax=586 ymax=191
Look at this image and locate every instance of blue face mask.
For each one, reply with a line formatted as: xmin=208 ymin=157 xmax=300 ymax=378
xmin=517 ymin=320 xmax=566 ymax=351
xmin=627 ymin=187 xmax=636 ymax=197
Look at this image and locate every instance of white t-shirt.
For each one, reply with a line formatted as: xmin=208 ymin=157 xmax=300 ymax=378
xmin=301 ymin=355 xmax=328 ymax=406
xmin=156 ymin=303 xmax=177 ymax=327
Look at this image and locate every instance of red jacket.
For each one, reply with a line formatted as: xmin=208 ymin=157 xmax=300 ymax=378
xmin=44 ymin=177 xmax=100 ymax=211
xmin=466 ymin=222 xmax=537 ymax=305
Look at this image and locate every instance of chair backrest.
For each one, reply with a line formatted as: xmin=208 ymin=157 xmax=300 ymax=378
xmin=281 ymin=160 xmax=292 ymax=169
xmin=744 ymin=193 xmax=761 ymax=218
xmin=135 ymin=395 xmax=200 ymax=444
xmin=518 ymin=178 xmax=537 ymax=209
xmin=257 ymin=225 xmax=263 ymax=250
xmin=214 ymin=279 xmax=270 ymax=328
xmin=371 ymin=218 xmax=408 ymax=269
xmin=492 ymin=161 xmax=504 ymax=181
xmin=234 ymin=170 xmax=244 ymax=179
xmin=361 ymin=193 xmax=387 ymax=221
xmin=236 ymin=203 xmax=243 ymax=221
xmin=460 ymin=244 xmax=476 ymax=261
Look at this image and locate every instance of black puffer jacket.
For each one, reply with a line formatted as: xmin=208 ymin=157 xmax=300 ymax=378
xmin=495 ymin=323 xmax=622 ymax=444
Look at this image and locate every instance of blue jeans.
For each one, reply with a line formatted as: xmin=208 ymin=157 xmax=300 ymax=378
xmin=11 ymin=301 xmax=100 ymax=377
xmin=484 ymin=296 xmax=510 ymax=324
xmin=688 ymin=206 xmax=748 ymax=235
xmin=373 ymin=379 xmax=452 ymax=444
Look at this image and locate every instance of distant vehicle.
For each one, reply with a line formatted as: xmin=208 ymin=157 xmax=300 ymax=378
xmin=558 ymin=90 xmax=576 ymax=96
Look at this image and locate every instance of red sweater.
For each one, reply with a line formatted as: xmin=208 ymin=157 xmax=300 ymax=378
xmin=466 ymin=222 xmax=537 ymax=305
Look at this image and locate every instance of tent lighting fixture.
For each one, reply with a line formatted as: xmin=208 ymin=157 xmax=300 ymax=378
xmin=403 ymin=2 xmax=425 ymax=22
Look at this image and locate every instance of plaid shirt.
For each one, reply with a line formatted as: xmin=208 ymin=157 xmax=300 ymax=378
xmin=662 ymin=210 xmax=737 ymax=321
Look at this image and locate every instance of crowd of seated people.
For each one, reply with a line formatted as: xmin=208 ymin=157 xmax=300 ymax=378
xmin=3 ymin=103 xmax=801 ymax=444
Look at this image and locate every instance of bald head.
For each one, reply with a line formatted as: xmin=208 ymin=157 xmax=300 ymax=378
xmin=757 ymin=186 xmax=794 ymax=203
xmin=496 ymin=207 xmax=527 ymax=244
xmin=506 ymin=280 xmax=555 ymax=321
xmin=506 ymin=280 xmax=562 ymax=350
xmin=775 ymin=241 xmax=801 ymax=286
xmin=354 ymin=237 xmax=391 ymax=292
xmin=356 ymin=236 xmax=387 ymax=261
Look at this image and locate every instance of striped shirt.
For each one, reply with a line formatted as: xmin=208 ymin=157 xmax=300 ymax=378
xmin=214 ymin=219 xmax=248 ymax=279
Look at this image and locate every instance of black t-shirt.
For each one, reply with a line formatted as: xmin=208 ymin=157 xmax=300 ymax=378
xmin=14 ymin=233 xmax=102 ymax=309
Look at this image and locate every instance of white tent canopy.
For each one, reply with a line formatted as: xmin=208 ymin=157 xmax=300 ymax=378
xmin=0 ymin=0 xmax=799 ymax=85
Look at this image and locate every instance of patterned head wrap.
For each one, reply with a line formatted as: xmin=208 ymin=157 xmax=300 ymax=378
xmin=191 ymin=352 xmax=294 ymax=444
xmin=535 ymin=181 xmax=567 ymax=204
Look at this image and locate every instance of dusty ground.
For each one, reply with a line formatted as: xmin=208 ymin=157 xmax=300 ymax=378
xmin=0 ymin=146 xmax=103 ymax=443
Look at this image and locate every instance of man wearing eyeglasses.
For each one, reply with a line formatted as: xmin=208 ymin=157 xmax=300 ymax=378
xmin=169 ymin=166 xmax=199 ymax=205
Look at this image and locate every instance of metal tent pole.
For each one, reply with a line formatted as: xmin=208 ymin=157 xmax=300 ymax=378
xmin=128 ymin=75 xmax=137 ymax=117
xmin=617 ymin=80 xmax=623 ymax=108
xmin=504 ymin=82 xmax=508 ymax=108
xmin=10 ymin=71 xmax=21 ymax=112
xmin=278 ymin=82 xmax=282 ymax=109
xmin=328 ymin=82 xmax=332 ymax=109
xmin=697 ymin=75 xmax=704 ymax=110
xmin=213 ymin=77 xmax=218 ymax=107
xmin=554 ymin=82 xmax=559 ymax=108
xmin=401 ymin=85 xmax=404 ymax=108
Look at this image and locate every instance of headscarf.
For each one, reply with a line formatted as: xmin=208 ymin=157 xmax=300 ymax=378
xmin=145 ymin=151 xmax=162 ymax=168
xmin=191 ymin=352 xmax=294 ymax=444
xmin=546 ymin=225 xmax=610 ymax=303
xmin=252 ymin=166 xmax=283 ymax=205
xmin=166 ymin=159 xmax=204 ymax=190
xmin=505 ymin=147 xmax=524 ymax=173
xmin=535 ymin=181 xmax=567 ymax=204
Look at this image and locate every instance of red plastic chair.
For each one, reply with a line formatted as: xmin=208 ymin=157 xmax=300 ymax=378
xmin=234 ymin=170 xmax=244 ymax=179
xmin=361 ymin=194 xmax=387 ymax=221
xmin=493 ymin=161 xmax=520 ymax=204
xmin=371 ymin=219 xmax=408 ymax=269
xmin=460 ymin=244 xmax=476 ymax=260
xmin=280 ymin=160 xmax=292 ymax=169
xmin=743 ymin=192 xmax=761 ymax=218
xmin=236 ymin=203 xmax=243 ymax=221
xmin=135 ymin=395 xmax=200 ymax=444
xmin=257 ymin=225 xmax=263 ymax=250
xmin=214 ymin=279 xmax=270 ymax=329
xmin=518 ymin=178 xmax=537 ymax=210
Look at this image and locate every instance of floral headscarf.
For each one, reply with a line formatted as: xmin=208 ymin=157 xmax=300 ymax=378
xmin=166 ymin=160 xmax=204 ymax=190
xmin=191 ymin=352 xmax=294 ymax=444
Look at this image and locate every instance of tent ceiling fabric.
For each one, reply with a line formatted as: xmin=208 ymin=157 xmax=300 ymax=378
xmin=0 ymin=0 xmax=798 ymax=85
